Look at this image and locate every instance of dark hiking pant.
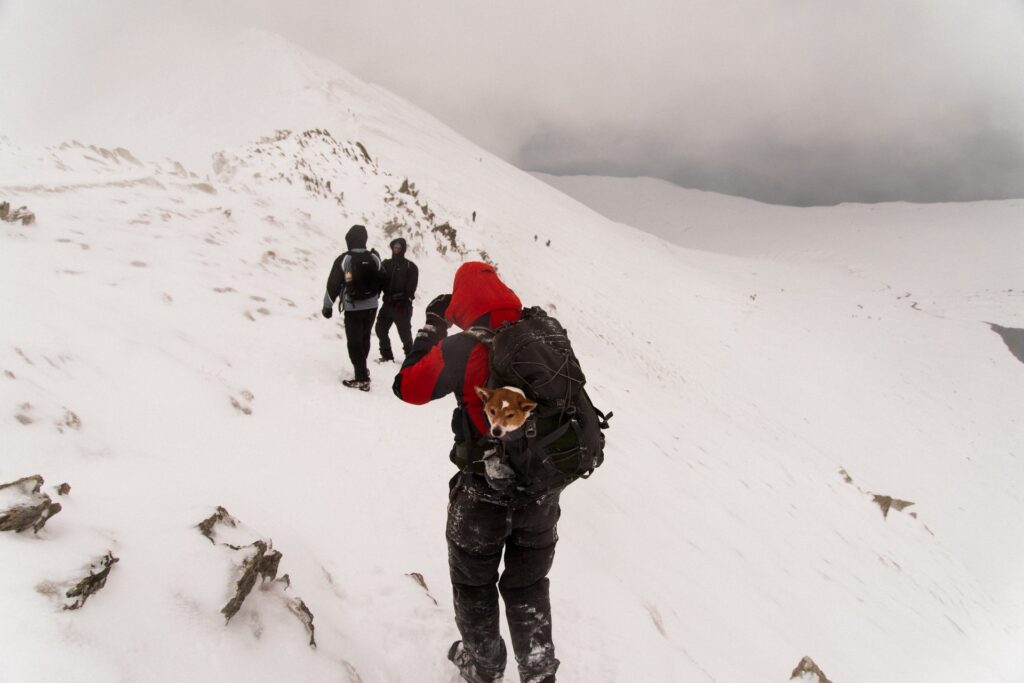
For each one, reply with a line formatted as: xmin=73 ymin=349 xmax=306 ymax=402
xmin=343 ymin=308 xmax=377 ymax=381
xmin=375 ymin=301 xmax=413 ymax=360
xmin=446 ymin=472 xmax=561 ymax=682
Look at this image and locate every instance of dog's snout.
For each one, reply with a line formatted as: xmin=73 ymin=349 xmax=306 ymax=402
xmin=490 ymin=426 xmax=503 ymax=437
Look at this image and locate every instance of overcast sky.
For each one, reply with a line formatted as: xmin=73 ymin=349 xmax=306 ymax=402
xmin=2 ymin=0 xmax=1023 ymax=205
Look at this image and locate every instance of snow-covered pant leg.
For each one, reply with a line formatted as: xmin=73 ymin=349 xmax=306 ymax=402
xmin=501 ymin=492 xmax=561 ymax=683
xmin=447 ymin=476 xmax=510 ymax=677
xmin=375 ymin=304 xmax=396 ymax=360
xmin=394 ymin=302 xmax=414 ymax=356
xmin=344 ymin=308 xmax=377 ymax=381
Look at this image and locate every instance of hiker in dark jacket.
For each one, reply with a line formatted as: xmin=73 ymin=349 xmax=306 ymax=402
xmin=393 ymin=262 xmax=560 ymax=683
xmin=374 ymin=237 xmax=419 ymax=361
xmin=322 ymin=224 xmax=381 ymax=391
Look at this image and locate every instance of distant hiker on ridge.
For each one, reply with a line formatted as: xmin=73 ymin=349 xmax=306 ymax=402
xmin=374 ymin=237 xmax=418 ymax=362
xmin=392 ymin=262 xmax=610 ymax=683
xmin=321 ymin=224 xmax=381 ymax=391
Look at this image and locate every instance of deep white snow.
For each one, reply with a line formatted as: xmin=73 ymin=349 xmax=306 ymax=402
xmin=1 ymin=29 xmax=1022 ymax=683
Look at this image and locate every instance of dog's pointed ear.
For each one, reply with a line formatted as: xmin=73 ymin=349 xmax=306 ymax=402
xmin=521 ymin=400 xmax=538 ymax=412
xmin=475 ymin=386 xmax=493 ymax=402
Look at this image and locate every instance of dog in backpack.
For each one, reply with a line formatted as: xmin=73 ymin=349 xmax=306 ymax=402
xmin=475 ymin=386 xmax=537 ymax=439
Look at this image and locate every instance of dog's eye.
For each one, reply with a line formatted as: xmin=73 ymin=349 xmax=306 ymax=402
xmin=505 ymin=413 xmax=515 ymax=420
xmin=488 ymin=408 xmax=496 ymax=415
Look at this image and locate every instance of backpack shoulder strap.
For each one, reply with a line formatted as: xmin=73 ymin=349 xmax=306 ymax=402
xmin=461 ymin=326 xmax=495 ymax=347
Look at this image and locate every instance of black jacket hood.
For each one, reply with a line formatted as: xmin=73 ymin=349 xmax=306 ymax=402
xmin=345 ymin=224 xmax=368 ymax=250
xmin=389 ymin=237 xmax=407 ymax=258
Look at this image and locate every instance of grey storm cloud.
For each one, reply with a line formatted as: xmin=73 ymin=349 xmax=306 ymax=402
xmin=3 ymin=0 xmax=1023 ymax=205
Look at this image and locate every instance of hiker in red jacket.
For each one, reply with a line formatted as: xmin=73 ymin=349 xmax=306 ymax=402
xmin=393 ymin=262 xmax=560 ymax=683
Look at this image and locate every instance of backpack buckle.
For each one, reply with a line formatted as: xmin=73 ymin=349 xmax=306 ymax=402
xmin=525 ymin=418 xmax=537 ymax=439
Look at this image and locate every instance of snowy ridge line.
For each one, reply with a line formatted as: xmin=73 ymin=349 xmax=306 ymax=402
xmin=1 ymin=176 xmax=167 ymax=193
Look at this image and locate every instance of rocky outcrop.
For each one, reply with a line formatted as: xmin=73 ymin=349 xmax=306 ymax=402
xmin=988 ymin=323 xmax=1024 ymax=366
xmin=197 ymin=506 xmax=316 ymax=647
xmin=872 ymin=494 xmax=914 ymax=519
xmin=64 ymin=552 xmax=119 ymax=610
xmin=790 ymin=656 xmax=832 ymax=682
xmin=839 ymin=468 xmax=916 ymax=521
xmin=211 ymin=129 xmax=478 ymax=263
xmin=0 ymin=475 xmax=62 ymax=533
xmin=197 ymin=505 xmax=236 ymax=543
xmin=221 ymin=540 xmax=283 ymax=622
xmin=0 ymin=201 xmax=35 ymax=225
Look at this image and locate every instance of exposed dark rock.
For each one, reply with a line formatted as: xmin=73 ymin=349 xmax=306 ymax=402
xmin=839 ymin=468 xmax=916 ymax=521
xmin=1 ymin=201 xmax=36 ymax=225
xmin=406 ymin=571 xmax=439 ymax=606
xmin=197 ymin=506 xmax=237 ymax=543
xmin=221 ymin=540 xmax=282 ymax=622
xmin=64 ymin=552 xmax=119 ymax=610
xmin=287 ymin=597 xmax=317 ymax=648
xmin=56 ymin=483 xmax=71 ymax=496
xmin=198 ymin=506 xmax=318 ymax=647
xmin=988 ymin=323 xmax=1024 ymax=366
xmin=382 ymin=219 xmax=406 ymax=239
xmin=0 ymin=475 xmax=62 ymax=533
xmin=872 ymin=494 xmax=914 ymax=519
xmin=790 ymin=656 xmax=832 ymax=682
xmin=355 ymin=142 xmax=372 ymax=164
xmin=432 ymin=221 xmax=461 ymax=256
xmin=230 ymin=396 xmax=252 ymax=415
xmin=63 ymin=409 xmax=81 ymax=430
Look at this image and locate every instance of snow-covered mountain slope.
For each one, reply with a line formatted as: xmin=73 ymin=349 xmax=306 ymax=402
xmin=2 ymin=30 xmax=1023 ymax=683
xmin=535 ymin=173 xmax=1024 ymax=293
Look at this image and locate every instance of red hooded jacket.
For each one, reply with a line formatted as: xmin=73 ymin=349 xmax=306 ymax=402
xmin=393 ymin=262 xmax=522 ymax=455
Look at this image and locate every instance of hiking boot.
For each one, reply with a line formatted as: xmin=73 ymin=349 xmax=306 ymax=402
xmin=447 ymin=641 xmax=503 ymax=683
xmin=375 ymin=356 xmax=395 ymax=364
xmin=341 ymin=378 xmax=371 ymax=392
xmin=524 ymin=675 xmax=556 ymax=683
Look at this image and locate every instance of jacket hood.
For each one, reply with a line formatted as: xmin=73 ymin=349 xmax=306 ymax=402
xmin=446 ymin=261 xmax=522 ymax=330
xmin=345 ymin=224 xmax=368 ymax=250
xmin=389 ymin=237 xmax=407 ymax=258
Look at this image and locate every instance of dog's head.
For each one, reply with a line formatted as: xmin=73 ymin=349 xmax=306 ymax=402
xmin=475 ymin=386 xmax=538 ymax=439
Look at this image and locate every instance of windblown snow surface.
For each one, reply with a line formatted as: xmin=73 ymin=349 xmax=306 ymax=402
xmin=2 ymin=30 xmax=1023 ymax=683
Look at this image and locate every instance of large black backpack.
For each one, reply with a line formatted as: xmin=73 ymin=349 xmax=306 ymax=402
xmin=344 ymin=249 xmax=381 ymax=300
xmin=467 ymin=306 xmax=612 ymax=498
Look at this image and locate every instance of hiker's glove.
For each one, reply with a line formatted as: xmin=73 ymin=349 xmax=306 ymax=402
xmin=425 ymin=294 xmax=452 ymax=330
xmin=322 ymin=306 xmax=333 ymax=319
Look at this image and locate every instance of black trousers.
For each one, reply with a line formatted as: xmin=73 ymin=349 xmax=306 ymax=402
xmin=343 ymin=308 xmax=377 ymax=381
xmin=375 ymin=301 xmax=414 ymax=359
xmin=446 ymin=473 xmax=561 ymax=682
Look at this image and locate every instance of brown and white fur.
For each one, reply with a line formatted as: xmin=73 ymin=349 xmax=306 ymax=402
xmin=475 ymin=386 xmax=538 ymax=439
